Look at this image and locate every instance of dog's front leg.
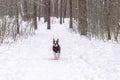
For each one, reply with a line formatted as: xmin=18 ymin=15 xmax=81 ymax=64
xmin=54 ymin=53 xmax=57 ymax=60
xmin=57 ymin=53 xmax=60 ymax=59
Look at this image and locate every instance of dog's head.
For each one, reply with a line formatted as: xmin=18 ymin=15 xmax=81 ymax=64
xmin=53 ymin=38 xmax=59 ymax=47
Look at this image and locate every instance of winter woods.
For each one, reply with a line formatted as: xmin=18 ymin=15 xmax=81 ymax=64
xmin=86 ymin=0 xmax=120 ymax=41
xmin=0 ymin=0 xmax=120 ymax=44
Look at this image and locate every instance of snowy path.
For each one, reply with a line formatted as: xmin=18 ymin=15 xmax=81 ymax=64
xmin=0 ymin=19 xmax=120 ymax=80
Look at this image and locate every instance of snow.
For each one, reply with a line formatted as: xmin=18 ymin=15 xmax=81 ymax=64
xmin=0 ymin=18 xmax=120 ymax=80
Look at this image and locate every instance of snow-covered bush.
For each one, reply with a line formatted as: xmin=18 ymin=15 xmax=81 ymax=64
xmin=0 ymin=16 xmax=35 ymax=45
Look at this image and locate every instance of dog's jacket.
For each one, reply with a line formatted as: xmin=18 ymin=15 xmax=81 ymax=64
xmin=52 ymin=45 xmax=60 ymax=53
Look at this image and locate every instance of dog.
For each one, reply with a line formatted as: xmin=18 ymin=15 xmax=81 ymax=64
xmin=52 ymin=38 xmax=61 ymax=60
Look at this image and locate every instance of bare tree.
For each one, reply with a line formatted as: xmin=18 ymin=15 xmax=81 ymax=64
xmin=38 ymin=0 xmax=41 ymax=20
xmin=60 ymin=0 xmax=63 ymax=24
xmin=47 ymin=0 xmax=51 ymax=29
xmin=78 ymin=0 xmax=87 ymax=35
xmin=33 ymin=0 xmax=37 ymax=30
xmin=69 ymin=0 xmax=73 ymax=28
xmin=55 ymin=0 xmax=58 ymax=18
xmin=15 ymin=0 xmax=19 ymax=34
xmin=106 ymin=0 xmax=111 ymax=40
xmin=63 ymin=0 xmax=67 ymax=23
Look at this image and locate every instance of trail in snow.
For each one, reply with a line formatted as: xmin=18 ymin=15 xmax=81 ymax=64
xmin=0 ymin=18 xmax=120 ymax=80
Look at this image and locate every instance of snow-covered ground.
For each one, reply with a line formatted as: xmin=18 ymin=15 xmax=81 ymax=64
xmin=0 ymin=18 xmax=120 ymax=80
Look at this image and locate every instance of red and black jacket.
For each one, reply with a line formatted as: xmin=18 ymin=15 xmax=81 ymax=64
xmin=52 ymin=45 xmax=61 ymax=53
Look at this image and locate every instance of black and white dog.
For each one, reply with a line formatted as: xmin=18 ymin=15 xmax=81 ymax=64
xmin=52 ymin=38 xmax=61 ymax=60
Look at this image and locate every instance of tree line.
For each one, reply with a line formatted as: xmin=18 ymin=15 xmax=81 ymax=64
xmin=0 ymin=0 xmax=120 ymax=44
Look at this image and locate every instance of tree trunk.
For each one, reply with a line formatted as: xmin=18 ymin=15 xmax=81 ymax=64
xmin=23 ymin=0 xmax=26 ymax=20
xmin=47 ymin=0 xmax=51 ymax=29
xmin=106 ymin=0 xmax=111 ymax=40
xmin=78 ymin=0 xmax=87 ymax=35
xmin=60 ymin=0 xmax=63 ymax=24
xmin=55 ymin=0 xmax=59 ymax=18
xmin=33 ymin=0 xmax=37 ymax=30
xmin=38 ymin=0 xmax=41 ymax=20
xmin=63 ymin=0 xmax=67 ymax=23
xmin=44 ymin=0 xmax=47 ymax=22
xmin=16 ymin=0 xmax=19 ymax=34
xmin=69 ymin=0 xmax=73 ymax=28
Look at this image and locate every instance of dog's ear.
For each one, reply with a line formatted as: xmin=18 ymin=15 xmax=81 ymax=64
xmin=53 ymin=38 xmax=55 ymax=44
xmin=56 ymin=38 xmax=59 ymax=43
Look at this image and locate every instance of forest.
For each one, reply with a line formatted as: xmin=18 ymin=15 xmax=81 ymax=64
xmin=0 ymin=1 xmax=120 ymax=80
xmin=0 ymin=0 xmax=120 ymax=44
